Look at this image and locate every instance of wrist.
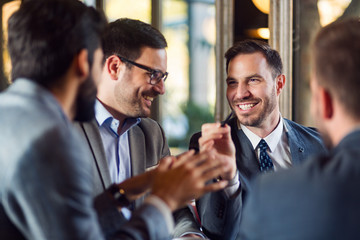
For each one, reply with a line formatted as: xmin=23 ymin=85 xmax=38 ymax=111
xmin=152 ymin=191 xmax=178 ymax=212
xmin=108 ymin=184 xmax=132 ymax=208
xmin=228 ymin=171 xmax=239 ymax=186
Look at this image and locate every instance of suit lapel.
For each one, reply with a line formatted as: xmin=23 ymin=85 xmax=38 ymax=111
xmin=128 ymin=125 xmax=146 ymax=177
xmin=81 ymin=120 xmax=112 ymax=188
xmin=284 ymin=119 xmax=306 ymax=166
xmin=230 ymin=118 xmax=260 ymax=178
xmin=128 ymin=125 xmax=147 ymax=209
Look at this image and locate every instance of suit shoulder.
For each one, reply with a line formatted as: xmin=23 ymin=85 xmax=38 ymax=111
xmin=137 ymin=118 xmax=164 ymax=133
xmin=284 ymin=118 xmax=321 ymax=138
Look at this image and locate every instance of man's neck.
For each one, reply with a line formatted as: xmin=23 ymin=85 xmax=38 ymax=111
xmin=97 ymin=99 xmax=125 ymax=121
xmin=245 ymin=112 xmax=281 ymax=139
xmin=329 ymin=108 xmax=360 ymax=147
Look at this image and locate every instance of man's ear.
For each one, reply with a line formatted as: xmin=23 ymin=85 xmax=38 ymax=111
xmin=276 ymin=74 xmax=286 ymax=96
xmin=77 ymin=49 xmax=89 ymax=82
xmin=319 ymin=87 xmax=334 ymax=120
xmin=105 ymin=55 xmax=123 ymax=80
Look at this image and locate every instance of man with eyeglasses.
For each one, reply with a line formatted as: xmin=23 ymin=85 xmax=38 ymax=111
xmin=75 ymin=18 xmax=204 ymax=238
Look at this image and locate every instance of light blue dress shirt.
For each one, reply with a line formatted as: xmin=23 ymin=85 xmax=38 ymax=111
xmin=95 ymin=100 xmax=141 ymax=218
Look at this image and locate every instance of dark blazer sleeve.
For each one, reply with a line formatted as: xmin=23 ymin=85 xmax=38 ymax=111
xmin=190 ymin=130 xmax=242 ymax=240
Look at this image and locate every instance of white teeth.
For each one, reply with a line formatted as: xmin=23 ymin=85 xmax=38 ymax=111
xmin=144 ymin=96 xmax=153 ymax=102
xmin=238 ymin=103 xmax=255 ymax=110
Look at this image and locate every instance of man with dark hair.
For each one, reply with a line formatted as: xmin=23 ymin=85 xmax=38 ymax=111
xmin=76 ymin=18 xmax=205 ymax=238
xmin=238 ymin=18 xmax=360 ymax=240
xmin=0 ymin=1 xmax=229 ymax=239
xmin=189 ymin=39 xmax=327 ymax=239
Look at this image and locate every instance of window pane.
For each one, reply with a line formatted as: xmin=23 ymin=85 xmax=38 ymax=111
xmin=162 ymin=0 xmax=216 ymax=152
xmin=293 ymin=0 xmax=359 ymax=126
xmin=103 ymin=0 xmax=151 ymax=23
xmin=1 ymin=0 xmax=21 ymax=89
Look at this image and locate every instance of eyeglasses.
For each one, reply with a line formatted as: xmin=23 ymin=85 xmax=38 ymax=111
xmin=117 ymin=55 xmax=168 ymax=85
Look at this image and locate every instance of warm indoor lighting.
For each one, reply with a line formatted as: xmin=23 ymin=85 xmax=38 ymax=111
xmin=317 ymin=0 xmax=351 ymax=26
xmin=252 ymin=0 xmax=270 ymax=14
xmin=2 ymin=0 xmax=21 ymax=84
xmin=245 ymin=28 xmax=270 ymax=40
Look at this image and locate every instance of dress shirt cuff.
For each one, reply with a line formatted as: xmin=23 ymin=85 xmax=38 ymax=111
xmin=180 ymin=232 xmax=206 ymax=238
xmin=145 ymin=195 xmax=175 ymax=233
xmin=223 ymin=171 xmax=240 ymax=198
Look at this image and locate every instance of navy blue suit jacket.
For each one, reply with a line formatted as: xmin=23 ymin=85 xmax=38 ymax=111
xmin=239 ymin=129 xmax=360 ymax=240
xmin=189 ymin=116 xmax=327 ymax=239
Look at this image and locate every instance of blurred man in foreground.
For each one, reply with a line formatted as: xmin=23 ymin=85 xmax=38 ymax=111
xmin=239 ymin=18 xmax=360 ymax=239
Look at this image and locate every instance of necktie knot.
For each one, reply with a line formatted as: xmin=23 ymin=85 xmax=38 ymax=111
xmin=258 ymin=139 xmax=269 ymax=151
xmin=258 ymin=139 xmax=274 ymax=172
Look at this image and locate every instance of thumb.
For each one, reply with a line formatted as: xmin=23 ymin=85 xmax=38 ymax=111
xmin=158 ymin=156 xmax=174 ymax=170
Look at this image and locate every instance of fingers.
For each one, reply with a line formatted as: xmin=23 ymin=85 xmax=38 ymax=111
xmin=172 ymin=150 xmax=195 ymax=168
xmin=157 ymin=156 xmax=175 ymax=170
xmin=199 ymin=123 xmax=231 ymax=148
xmin=202 ymin=180 xmax=229 ymax=193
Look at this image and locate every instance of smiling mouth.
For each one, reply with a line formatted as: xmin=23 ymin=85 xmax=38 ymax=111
xmin=144 ymin=96 xmax=154 ymax=102
xmin=237 ymin=103 xmax=257 ymax=110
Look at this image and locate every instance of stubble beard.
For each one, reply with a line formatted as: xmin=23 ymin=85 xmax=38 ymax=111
xmin=74 ymin=75 xmax=97 ymax=122
xmin=235 ymin=91 xmax=277 ymax=128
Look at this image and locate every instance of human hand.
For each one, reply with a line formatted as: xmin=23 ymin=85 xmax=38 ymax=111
xmin=198 ymin=123 xmax=236 ymax=181
xmin=151 ymin=150 xmax=228 ymax=211
xmin=117 ymin=168 xmax=155 ymax=201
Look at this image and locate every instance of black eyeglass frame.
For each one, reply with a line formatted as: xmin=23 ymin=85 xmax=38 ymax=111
xmin=117 ymin=55 xmax=168 ymax=85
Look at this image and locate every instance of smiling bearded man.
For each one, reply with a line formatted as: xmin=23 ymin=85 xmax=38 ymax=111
xmin=75 ymin=18 xmax=207 ymax=239
xmin=188 ymin=39 xmax=328 ymax=239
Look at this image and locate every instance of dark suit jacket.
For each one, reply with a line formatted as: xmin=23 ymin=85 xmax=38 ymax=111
xmin=0 ymin=79 xmax=171 ymax=240
xmin=189 ymin=117 xmax=327 ymax=239
xmin=76 ymin=118 xmax=203 ymax=237
xmin=238 ymin=129 xmax=360 ymax=240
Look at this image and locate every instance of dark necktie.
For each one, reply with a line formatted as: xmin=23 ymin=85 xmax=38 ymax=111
xmin=258 ymin=139 xmax=274 ymax=172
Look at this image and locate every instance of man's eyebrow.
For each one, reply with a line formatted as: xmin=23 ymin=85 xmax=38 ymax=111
xmin=226 ymin=76 xmax=236 ymax=82
xmin=245 ymin=73 xmax=263 ymax=79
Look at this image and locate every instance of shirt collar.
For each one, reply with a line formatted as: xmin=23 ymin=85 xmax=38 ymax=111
xmin=95 ymin=100 xmax=113 ymax=126
xmin=239 ymin=117 xmax=285 ymax=152
xmin=95 ymin=99 xmax=141 ymax=136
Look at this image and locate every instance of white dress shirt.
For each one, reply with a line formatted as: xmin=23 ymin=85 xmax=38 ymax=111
xmin=240 ymin=117 xmax=292 ymax=171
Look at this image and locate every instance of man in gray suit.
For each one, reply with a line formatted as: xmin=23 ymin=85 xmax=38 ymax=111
xmin=189 ymin=40 xmax=327 ymax=239
xmin=238 ymin=18 xmax=360 ymax=240
xmin=76 ymin=18 xmax=204 ymax=238
xmin=0 ymin=1 xmax=229 ymax=239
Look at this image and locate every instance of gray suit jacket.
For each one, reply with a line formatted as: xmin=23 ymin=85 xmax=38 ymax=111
xmin=189 ymin=117 xmax=327 ymax=239
xmin=239 ymin=129 xmax=360 ymax=240
xmin=76 ymin=114 xmax=203 ymax=237
xmin=0 ymin=79 xmax=171 ymax=240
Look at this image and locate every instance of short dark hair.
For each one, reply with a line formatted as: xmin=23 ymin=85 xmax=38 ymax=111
xmin=225 ymin=39 xmax=283 ymax=79
xmin=102 ymin=18 xmax=167 ymax=63
xmin=313 ymin=18 xmax=360 ymax=119
xmin=8 ymin=0 xmax=107 ymax=88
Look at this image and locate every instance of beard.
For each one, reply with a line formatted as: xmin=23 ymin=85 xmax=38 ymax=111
xmin=235 ymin=90 xmax=277 ymax=128
xmin=114 ymin=73 xmax=153 ymax=119
xmin=73 ymin=74 xmax=97 ymax=122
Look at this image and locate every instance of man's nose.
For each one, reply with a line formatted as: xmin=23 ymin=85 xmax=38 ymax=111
xmin=235 ymin=83 xmax=251 ymax=99
xmin=152 ymin=79 xmax=165 ymax=95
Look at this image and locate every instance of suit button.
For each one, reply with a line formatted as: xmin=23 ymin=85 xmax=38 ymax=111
xmin=299 ymin=147 xmax=304 ymax=152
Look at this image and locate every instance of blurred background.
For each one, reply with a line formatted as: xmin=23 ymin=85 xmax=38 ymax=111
xmin=0 ymin=0 xmax=359 ymax=153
